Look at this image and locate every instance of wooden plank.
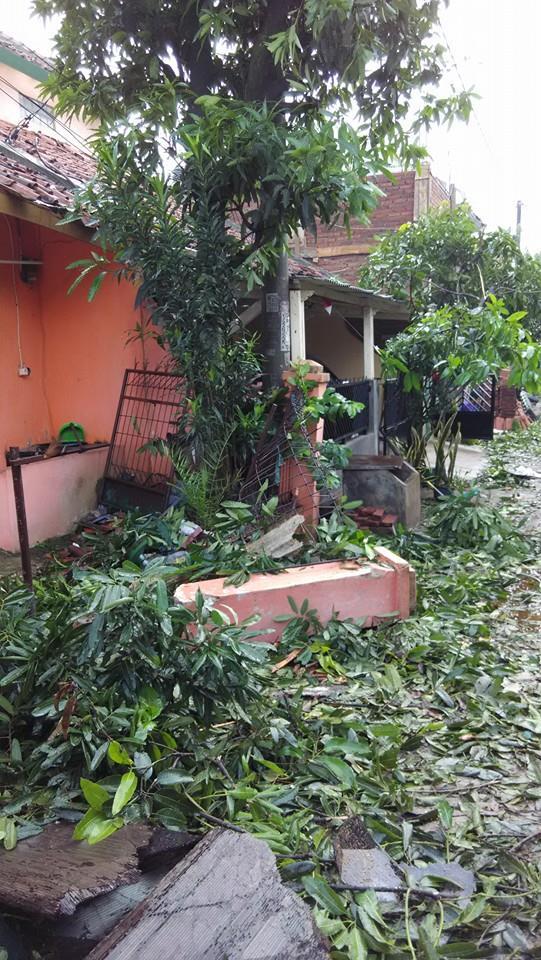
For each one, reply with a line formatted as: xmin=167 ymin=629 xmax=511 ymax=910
xmin=246 ymin=514 xmax=304 ymax=559
xmin=0 ymin=822 xmax=151 ymax=919
xmin=87 ymin=829 xmax=330 ymax=960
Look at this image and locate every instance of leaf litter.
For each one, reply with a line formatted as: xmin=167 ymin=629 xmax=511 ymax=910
xmin=3 ymin=426 xmax=541 ymax=956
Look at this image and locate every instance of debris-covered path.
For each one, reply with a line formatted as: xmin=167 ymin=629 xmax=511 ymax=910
xmin=3 ymin=427 xmax=541 ymax=959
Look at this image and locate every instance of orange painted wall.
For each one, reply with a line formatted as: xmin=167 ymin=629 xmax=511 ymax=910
xmin=0 ymin=215 xmax=164 ymax=548
xmin=0 ymin=218 xmax=50 ymax=458
xmin=0 ymin=217 xmax=163 ymax=451
xmin=39 ymin=231 xmax=163 ymax=442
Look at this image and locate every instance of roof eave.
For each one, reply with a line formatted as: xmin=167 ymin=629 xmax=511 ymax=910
xmin=291 ymin=274 xmax=410 ymax=319
xmin=0 ymin=45 xmax=50 ymax=82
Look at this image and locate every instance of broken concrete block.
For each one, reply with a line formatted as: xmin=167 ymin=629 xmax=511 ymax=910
xmin=52 ymin=869 xmax=165 ymax=957
xmin=334 ymin=817 xmax=402 ymax=900
xmin=246 ymin=514 xmax=305 ymax=559
xmin=175 ymin=550 xmax=414 ymax=637
xmin=86 ymin=829 xmax=330 ymax=960
xmin=42 ymin=830 xmax=199 ymax=958
xmin=406 ymin=862 xmax=475 ymax=907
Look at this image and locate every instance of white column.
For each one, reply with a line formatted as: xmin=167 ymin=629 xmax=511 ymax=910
xmin=363 ymin=305 xmax=375 ymax=379
xmin=289 ymin=287 xmax=306 ymax=361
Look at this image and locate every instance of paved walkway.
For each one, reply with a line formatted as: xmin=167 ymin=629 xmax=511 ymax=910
xmin=426 ymin=441 xmax=488 ymax=480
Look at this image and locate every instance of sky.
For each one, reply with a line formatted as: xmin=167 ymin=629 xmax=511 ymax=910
xmin=1 ymin=0 xmax=540 ymax=251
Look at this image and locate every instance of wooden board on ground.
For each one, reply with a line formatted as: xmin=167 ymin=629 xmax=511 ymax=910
xmin=87 ymin=828 xmax=330 ymax=960
xmin=0 ymin=821 xmax=151 ymax=919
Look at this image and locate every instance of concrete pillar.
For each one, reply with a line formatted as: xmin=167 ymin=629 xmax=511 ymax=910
xmin=289 ymin=287 xmax=306 ymax=361
xmin=368 ymin=379 xmax=380 ymax=455
xmin=363 ymin=305 xmax=375 ymax=379
xmin=279 ymin=361 xmax=330 ymax=525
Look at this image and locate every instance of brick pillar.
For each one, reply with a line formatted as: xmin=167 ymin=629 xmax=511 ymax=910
xmin=279 ymin=361 xmax=330 ymax=525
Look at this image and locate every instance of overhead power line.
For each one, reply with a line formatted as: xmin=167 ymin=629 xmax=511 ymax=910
xmin=0 ymin=75 xmax=93 ymax=157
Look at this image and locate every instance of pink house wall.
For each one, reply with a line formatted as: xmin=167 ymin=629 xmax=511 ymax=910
xmin=0 ymin=216 xmax=164 ymax=551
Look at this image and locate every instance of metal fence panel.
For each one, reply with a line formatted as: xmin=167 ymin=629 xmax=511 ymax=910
xmin=324 ymin=378 xmax=371 ymax=442
xmin=101 ymin=368 xmax=185 ymax=511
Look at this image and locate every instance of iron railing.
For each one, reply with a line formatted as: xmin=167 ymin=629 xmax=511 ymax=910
xmin=101 ymin=368 xmax=185 ymax=511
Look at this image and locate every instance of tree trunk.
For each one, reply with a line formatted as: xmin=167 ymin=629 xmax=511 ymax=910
xmin=261 ymin=252 xmax=291 ymax=388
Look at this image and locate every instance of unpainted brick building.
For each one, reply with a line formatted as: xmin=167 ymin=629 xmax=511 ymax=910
xmin=297 ymin=164 xmax=450 ymax=285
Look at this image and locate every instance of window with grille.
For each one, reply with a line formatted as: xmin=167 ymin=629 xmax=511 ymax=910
xmin=18 ymin=93 xmax=56 ymax=134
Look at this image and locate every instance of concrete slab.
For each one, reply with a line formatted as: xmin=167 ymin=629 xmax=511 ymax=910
xmin=175 ymin=549 xmax=414 ymax=639
xmin=86 ymin=829 xmax=330 ymax=960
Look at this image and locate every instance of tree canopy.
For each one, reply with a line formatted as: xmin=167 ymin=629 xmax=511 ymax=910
xmin=38 ymin=1 xmax=473 ymax=414
xmin=37 ymin=0 xmax=470 ymax=164
xmin=360 ymin=204 xmax=541 ymax=337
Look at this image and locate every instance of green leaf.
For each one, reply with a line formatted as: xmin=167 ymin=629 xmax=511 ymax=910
xmin=112 ymin=771 xmax=137 ymax=815
xmin=302 ymin=876 xmax=347 ymax=916
xmin=348 ymin=928 xmax=367 ymax=960
xmin=3 ymin=819 xmax=16 ymax=850
xmin=108 ymin=741 xmax=133 ymax=765
xmin=80 ymin=777 xmax=110 ymax=811
xmin=87 ymin=270 xmax=108 ymax=302
xmin=90 ymin=741 xmax=110 ymax=771
xmin=308 ymin=756 xmax=356 ymax=788
xmin=323 ymin=738 xmax=370 ymax=757
xmin=73 ymin=808 xmax=103 ymax=841
xmin=0 ymin=694 xmax=14 ymax=715
xmin=86 ymin=816 xmax=124 ymax=845
xmin=156 ymin=769 xmax=194 ymax=786
xmin=437 ymin=799 xmax=454 ymax=831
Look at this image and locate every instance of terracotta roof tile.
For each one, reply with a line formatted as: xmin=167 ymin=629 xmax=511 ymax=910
xmin=0 ymin=119 xmax=96 ymax=211
xmin=0 ymin=121 xmax=403 ymax=309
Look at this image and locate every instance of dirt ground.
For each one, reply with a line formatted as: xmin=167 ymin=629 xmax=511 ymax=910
xmin=0 ymin=534 xmax=75 ymax=579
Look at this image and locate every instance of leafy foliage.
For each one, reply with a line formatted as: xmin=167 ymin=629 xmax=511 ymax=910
xmin=361 ymin=203 xmax=541 ymax=337
xmin=428 ymin=489 xmax=526 ymax=554
xmin=381 ymin=295 xmax=541 ymax=485
xmin=1 ymin=449 xmax=541 ymax=951
xmin=382 ymin=295 xmax=541 ymax=398
xmin=38 ymin=0 xmax=471 ymax=165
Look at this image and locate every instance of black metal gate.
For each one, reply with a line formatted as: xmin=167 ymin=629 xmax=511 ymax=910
xmin=382 ymin=378 xmax=413 ymax=450
xmin=101 ymin=368 xmax=185 ymax=512
xmin=324 ymin=378 xmax=371 ymax=442
xmin=382 ymin=375 xmax=495 ymax=447
xmin=456 ymin=377 xmax=496 ymax=441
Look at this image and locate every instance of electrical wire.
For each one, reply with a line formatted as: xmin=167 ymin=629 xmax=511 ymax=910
xmin=0 ymin=73 xmax=93 ymax=152
xmin=0 ymin=76 xmax=94 ymax=157
xmin=6 ymin=90 xmax=54 ymax=144
xmin=439 ymin=24 xmax=493 ymax=155
xmin=3 ymin=214 xmax=24 ymax=369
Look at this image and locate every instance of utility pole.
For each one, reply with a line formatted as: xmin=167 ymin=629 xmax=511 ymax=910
xmin=516 ymin=200 xmax=523 ymax=248
xmin=260 ymin=252 xmax=291 ymax=388
xmin=449 ymin=183 xmax=457 ymax=211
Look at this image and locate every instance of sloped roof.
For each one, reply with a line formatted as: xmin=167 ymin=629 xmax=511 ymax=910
xmin=0 ymin=31 xmax=52 ymax=74
xmin=0 ymin=119 xmax=95 ymax=210
xmin=0 ymin=117 xmax=408 ymax=318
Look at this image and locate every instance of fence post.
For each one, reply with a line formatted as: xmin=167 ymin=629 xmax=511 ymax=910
xmin=279 ymin=360 xmax=330 ymax=525
xmin=367 ymin=380 xmax=380 ymax=454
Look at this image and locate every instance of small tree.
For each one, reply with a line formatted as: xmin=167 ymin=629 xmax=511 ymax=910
xmin=39 ymin=0 xmax=472 ymax=384
xmin=360 ymin=204 xmax=541 ymax=337
xmin=380 ymin=296 xmax=541 ymax=482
